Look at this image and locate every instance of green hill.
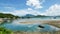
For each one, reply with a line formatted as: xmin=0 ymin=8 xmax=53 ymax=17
xmin=0 ymin=13 xmax=20 ymax=19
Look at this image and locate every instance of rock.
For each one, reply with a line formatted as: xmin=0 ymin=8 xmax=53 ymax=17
xmin=0 ymin=18 xmax=4 ymax=24
xmin=38 ymin=25 xmax=44 ymax=28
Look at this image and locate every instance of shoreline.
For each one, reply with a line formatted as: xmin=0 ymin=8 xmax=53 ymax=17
xmin=18 ymin=19 xmax=60 ymax=28
xmin=19 ymin=19 xmax=60 ymax=24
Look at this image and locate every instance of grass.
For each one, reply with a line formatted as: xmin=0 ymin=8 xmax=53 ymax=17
xmin=0 ymin=27 xmax=13 ymax=34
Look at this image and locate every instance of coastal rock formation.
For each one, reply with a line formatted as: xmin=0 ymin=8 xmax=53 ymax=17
xmin=0 ymin=18 xmax=4 ymax=24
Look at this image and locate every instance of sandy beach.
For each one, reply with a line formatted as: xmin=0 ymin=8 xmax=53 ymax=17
xmin=19 ymin=19 xmax=60 ymax=24
xmin=19 ymin=19 xmax=60 ymax=28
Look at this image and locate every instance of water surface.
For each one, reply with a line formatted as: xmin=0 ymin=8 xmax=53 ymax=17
xmin=1 ymin=18 xmax=60 ymax=32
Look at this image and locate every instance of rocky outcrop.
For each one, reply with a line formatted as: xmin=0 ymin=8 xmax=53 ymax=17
xmin=0 ymin=18 xmax=4 ymax=24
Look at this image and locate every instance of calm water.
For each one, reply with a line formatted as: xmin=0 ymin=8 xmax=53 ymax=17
xmin=1 ymin=18 xmax=60 ymax=32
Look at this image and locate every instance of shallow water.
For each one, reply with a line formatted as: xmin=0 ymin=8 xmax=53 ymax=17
xmin=3 ymin=23 xmax=60 ymax=32
xmin=1 ymin=18 xmax=60 ymax=32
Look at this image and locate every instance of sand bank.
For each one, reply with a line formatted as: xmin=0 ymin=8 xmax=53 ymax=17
xmin=19 ymin=19 xmax=60 ymax=28
xmin=19 ymin=19 xmax=60 ymax=24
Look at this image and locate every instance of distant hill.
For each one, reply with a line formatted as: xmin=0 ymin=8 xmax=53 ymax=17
xmin=21 ymin=14 xmax=47 ymax=18
xmin=24 ymin=14 xmax=35 ymax=17
xmin=21 ymin=14 xmax=35 ymax=18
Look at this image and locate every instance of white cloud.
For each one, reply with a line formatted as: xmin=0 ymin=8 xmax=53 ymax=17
xmin=0 ymin=7 xmax=42 ymax=16
xmin=44 ymin=4 xmax=60 ymax=16
xmin=27 ymin=8 xmax=33 ymax=10
xmin=0 ymin=6 xmax=43 ymax=16
xmin=0 ymin=0 xmax=45 ymax=16
xmin=26 ymin=0 xmax=45 ymax=9
xmin=0 ymin=6 xmax=15 ymax=12
xmin=11 ymin=9 xmax=42 ymax=16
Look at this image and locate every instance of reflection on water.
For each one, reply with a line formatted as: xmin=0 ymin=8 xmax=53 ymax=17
xmin=1 ymin=18 xmax=60 ymax=32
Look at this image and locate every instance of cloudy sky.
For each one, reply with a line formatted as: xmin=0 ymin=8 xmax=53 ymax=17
xmin=0 ymin=0 xmax=60 ymax=16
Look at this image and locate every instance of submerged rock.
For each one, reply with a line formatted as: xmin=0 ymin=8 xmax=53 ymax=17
xmin=38 ymin=25 xmax=44 ymax=28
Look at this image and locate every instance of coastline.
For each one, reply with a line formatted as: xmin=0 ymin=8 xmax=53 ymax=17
xmin=0 ymin=19 xmax=60 ymax=34
xmin=19 ymin=19 xmax=60 ymax=24
xmin=18 ymin=19 xmax=60 ymax=28
xmin=0 ymin=18 xmax=4 ymax=24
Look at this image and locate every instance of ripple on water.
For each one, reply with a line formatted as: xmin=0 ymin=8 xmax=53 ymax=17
xmin=2 ymin=22 xmax=60 ymax=32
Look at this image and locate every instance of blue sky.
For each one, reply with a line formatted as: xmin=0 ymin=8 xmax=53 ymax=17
xmin=0 ymin=0 xmax=60 ymax=16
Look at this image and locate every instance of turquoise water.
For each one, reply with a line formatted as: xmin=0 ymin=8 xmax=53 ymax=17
xmin=1 ymin=18 xmax=60 ymax=32
xmin=2 ymin=23 xmax=60 ymax=32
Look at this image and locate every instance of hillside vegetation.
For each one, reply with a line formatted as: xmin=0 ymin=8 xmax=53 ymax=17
xmin=0 ymin=13 xmax=20 ymax=19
